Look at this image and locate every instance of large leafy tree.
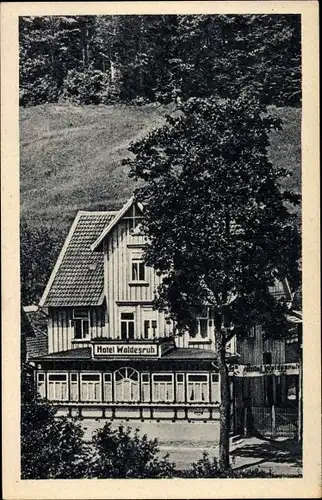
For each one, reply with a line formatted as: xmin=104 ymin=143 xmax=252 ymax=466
xmin=19 ymin=14 xmax=300 ymax=107
xmin=174 ymin=14 xmax=301 ymax=106
xmin=125 ymin=95 xmax=300 ymax=470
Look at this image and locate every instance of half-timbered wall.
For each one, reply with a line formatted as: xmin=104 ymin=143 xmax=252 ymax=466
xmin=48 ymin=306 xmax=106 ymax=353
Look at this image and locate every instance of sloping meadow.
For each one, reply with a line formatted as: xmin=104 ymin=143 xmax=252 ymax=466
xmin=20 ymin=103 xmax=300 ymax=235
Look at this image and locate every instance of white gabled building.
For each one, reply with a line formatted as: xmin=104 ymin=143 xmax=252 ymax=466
xmin=34 ymin=197 xmax=238 ymax=421
xmin=32 ymin=196 xmax=299 ymax=434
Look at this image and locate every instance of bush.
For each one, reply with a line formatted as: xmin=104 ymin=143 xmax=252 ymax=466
xmin=181 ymin=452 xmax=274 ymax=478
xmin=90 ymin=422 xmax=175 ymax=478
xmin=20 ymin=74 xmax=60 ymax=106
xmin=21 ymin=364 xmax=90 ymax=479
xmin=61 ymin=67 xmax=116 ymax=105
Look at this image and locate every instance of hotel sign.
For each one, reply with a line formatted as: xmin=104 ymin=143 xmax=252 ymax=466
xmin=93 ymin=343 xmax=158 ymax=357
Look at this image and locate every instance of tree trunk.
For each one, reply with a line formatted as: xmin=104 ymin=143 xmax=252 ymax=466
xmin=217 ymin=328 xmax=230 ymax=471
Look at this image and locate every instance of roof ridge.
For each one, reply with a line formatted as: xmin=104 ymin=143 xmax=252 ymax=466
xmin=77 ymin=210 xmax=118 ymax=216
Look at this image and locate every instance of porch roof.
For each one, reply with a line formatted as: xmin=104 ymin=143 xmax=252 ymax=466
xmin=31 ymin=346 xmax=239 ymax=365
xmin=31 ymin=346 xmax=218 ymax=362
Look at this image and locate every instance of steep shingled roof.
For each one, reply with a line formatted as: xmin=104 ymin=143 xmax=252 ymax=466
xmin=40 ymin=212 xmax=116 ymax=307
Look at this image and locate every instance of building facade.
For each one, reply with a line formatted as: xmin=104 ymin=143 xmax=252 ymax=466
xmin=231 ymin=305 xmax=301 ymax=438
xmin=31 ymin=196 xmax=300 ymax=433
xmin=33 ymin=198 xmax=237 ymax=421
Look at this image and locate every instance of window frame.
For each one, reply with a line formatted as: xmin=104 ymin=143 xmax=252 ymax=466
xmin=263 ymin=352 xmax=272 ymax=365
xmin=186 ymin=372 xmax=209 ymax=402
xmin=36 ymin=372 xmax=46 ymax=399
xmin=103 ymin=372 xmax=113 ymax=402
xmin=80 ymin=372 xmax=102 ymax=402
xmin=70 ymin=372 xmax=79 ymax=401
xmin=190 ymin=307 xmax=213 ymax=340
xmin=73 ymin=308 xmax=90 ymax=340
xmin=130 ymin=248 xmax=147 ymax=283
xmin=114 ymin=367 xmax=140 ymax=402
xmin=47 ymin=372 xmax=69 ymax=401
xmin=143 ymin=308 xmax=158 ymax=339
xmin=120 ymin=311 xmax=135 ymax=340
xmin=141 ymin=372 xmax=151 ymax=402
xmin=152 ymin=373 xmax=174 ymax=402
xmin=176 ymin=372 xmax=185 ymax=402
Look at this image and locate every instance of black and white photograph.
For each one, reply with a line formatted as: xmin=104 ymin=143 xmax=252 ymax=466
xmin=1 ymin=1 xmax=320 ymax=499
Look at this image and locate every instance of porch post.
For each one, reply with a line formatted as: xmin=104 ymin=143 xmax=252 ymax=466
xmin=271 ymin=376 xmax=276 ymax=437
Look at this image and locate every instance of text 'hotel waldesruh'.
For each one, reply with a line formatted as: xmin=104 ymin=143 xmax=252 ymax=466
xmin=31 ymin=196 xmax=300 ymax=427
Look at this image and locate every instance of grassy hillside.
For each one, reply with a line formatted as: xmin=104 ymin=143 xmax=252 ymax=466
xmin=20 ymin=103 xmax=301 ymax=236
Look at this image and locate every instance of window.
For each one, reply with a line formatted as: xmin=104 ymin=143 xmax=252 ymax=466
xmin=263 ymin=352 xmax=272 ymax=365
xmin=248 ymin=326 xmax=256 ymax=338
xmin=264 ymin=375 xmax=274 ymax=406
xmin=142 ymin=308 xmax=158 ymax=339
xmin=124 ymin=204 xmax=143 ymax=234
xmin=211 ymin=373 xmax=220 ymax=403
xmin=132 ymin=261 xmax=145 ymax=281
xmin=131 ymin=249 xmax=145 ymax=281
xmin=37 ymin=372 xmax=45 ymax=398
xmin=176 ymin=373 xmax=185 ymax=402
xmin=80 ymin=373 xmax=101 ymax=401
xmin=70 ymin=373 xmax=79 ymax=401
xmin=115 ymin=367 xmax=139 ymax=402
xmin=103 ymin=373 xmax=112 ymax=402
xmin=190 ymin=307 xmax=213 ymax=339
xmin=152 ymin=374 xmax=174 ymax=402
xmin=73 ymin=308 xmax=90 ymax=340
xmin=143 ymin=320 xmax=157 ymax=338
xmin=187 ymin=374 xmax=209 ymax=402
xmin=286 ymin=375 xmax=298 ymax=406
xmin=47 ymin=373 xmax=68 ymax=401
xmin=141 ymin=373 xmax=150 ymax=402
xmin=121 ymin=312 xmax=135 ymax=340
xmin=226 ymin=335 xmax=237 ymax=354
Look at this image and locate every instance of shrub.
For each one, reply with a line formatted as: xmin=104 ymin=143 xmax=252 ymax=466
xmin=20 ymin=74 xmax=60 ymax=106
xmin=181 ymin=452 xmax=274 ymax=478
xmin=90 ymin=422 xmax=175 ymax=478
xmin=61 ymin=67 xmax=115 ymax=105
xmin=21 ymin=363 xmax=90 ymax=479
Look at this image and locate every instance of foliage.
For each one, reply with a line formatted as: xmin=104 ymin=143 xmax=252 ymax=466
xmin=181 ymin=452 xmax=275 ymax=478
xmin=126 ymin=95 xmax=300 ymax=336
xmin=21 ymin=363 xmax=89 ymax=479
xmin=61 ymin=67 xmax=112 ymax=104
xmin=90 ymin=422 xmax=175 ymax=478
xmin=19 ymin=15 xmax=301 ymax=107
xmin=20 ymin=220 xmax=63 ymax=305
xmin=125 ymin=94 xmax=300 ymax=469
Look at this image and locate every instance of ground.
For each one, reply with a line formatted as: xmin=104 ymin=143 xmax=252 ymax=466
xmin=230 ymin=436 xmax=302 ymax=477
xmin=79 ymin=418 xmax=302 ymax=476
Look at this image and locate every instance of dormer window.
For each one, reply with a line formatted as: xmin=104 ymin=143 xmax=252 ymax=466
xmin=73 ymin=308 xmax=90 ymax=340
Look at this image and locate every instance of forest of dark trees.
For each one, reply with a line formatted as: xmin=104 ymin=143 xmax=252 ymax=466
xmin=19 ymin=14 xmax=301 ymax=107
